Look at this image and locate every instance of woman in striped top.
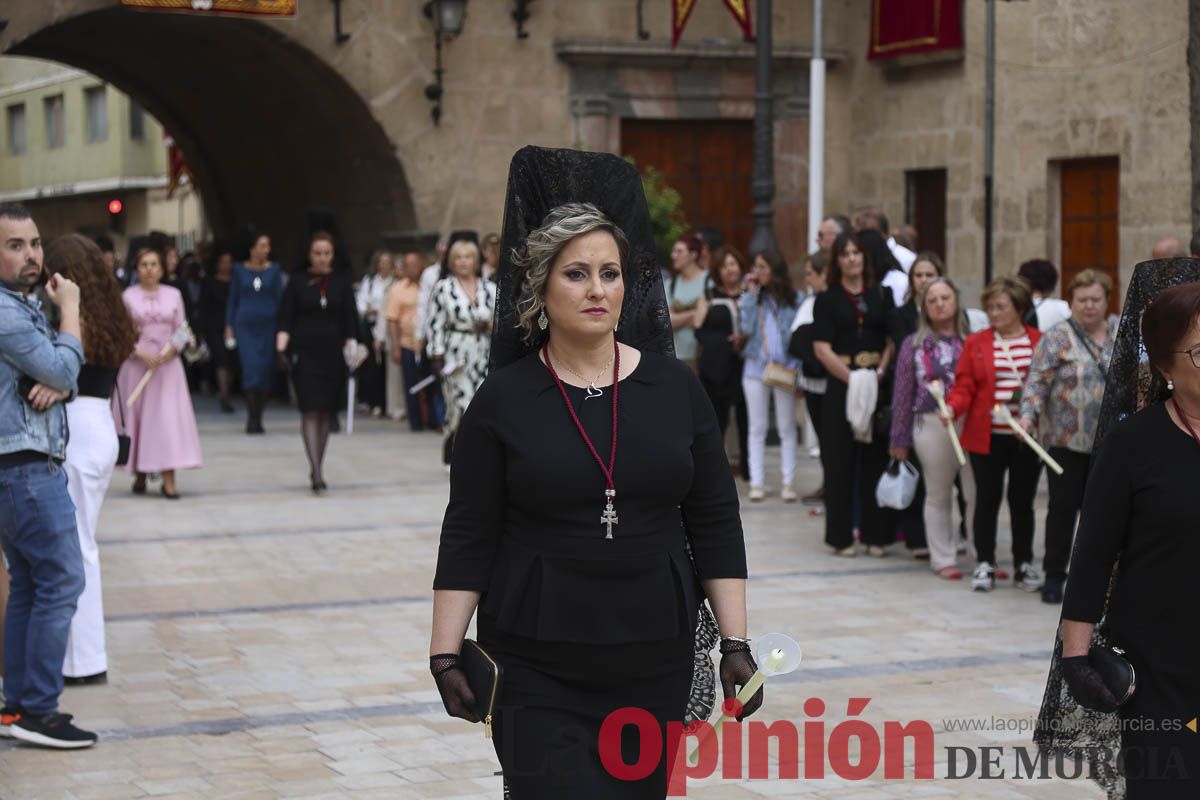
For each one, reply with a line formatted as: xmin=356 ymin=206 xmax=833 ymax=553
xmin=943 ymin=277 xmax=1043 ymax=593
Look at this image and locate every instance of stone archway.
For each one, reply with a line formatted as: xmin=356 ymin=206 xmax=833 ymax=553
xmin=4 ymin=5 xmax=417 ymax=269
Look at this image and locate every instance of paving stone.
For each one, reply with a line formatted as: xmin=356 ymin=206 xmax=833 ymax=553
xmin=0 ymin=401 xmax=1101 ymax=798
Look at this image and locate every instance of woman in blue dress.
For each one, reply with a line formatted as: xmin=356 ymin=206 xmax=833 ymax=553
xmin=224 ymin=233 xmax=284 ymax=433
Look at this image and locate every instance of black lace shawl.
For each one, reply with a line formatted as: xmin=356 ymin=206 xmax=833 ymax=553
xmin=488 ymin=146 xmax=673 ymax=371
xmin=1033 ymin=257 xmax=1200 ymax=798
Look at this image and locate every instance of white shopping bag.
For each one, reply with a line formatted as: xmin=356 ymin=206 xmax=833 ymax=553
xmin=875 ymin=459 xmax=919 ymax=510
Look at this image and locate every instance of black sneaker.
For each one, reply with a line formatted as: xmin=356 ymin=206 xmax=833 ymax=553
xmin=0 ymin=706 xmax=21 ymax=738
xmin=1041 ymin=577 xmax=1065 ymax=604
xmin=11 ymin=712 xmax=97 ymax=749
xmin=1014 ymin=562 xmax=1044 ymax=593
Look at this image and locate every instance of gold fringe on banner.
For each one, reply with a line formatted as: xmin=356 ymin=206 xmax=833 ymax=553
xmin=119 ymin=0 xmax=297 ymax=17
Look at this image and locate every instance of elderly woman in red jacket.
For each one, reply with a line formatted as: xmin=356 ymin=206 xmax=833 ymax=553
xmin=941 ymin=276 xmax=1043 ymax=594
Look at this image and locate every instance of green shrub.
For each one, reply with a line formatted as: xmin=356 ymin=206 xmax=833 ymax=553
xmin=625 ymin=156 xmax=688 ymax=267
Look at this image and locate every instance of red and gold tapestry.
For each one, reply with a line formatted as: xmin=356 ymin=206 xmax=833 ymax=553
xmin=722 ymin=0 xmax=753 ymax=41
xmin=671 ymin=0 xmax=699 ymax=48
xmin=868 ymin=0 xmax=963 ymax=60
xmin=120 ymin=0 xmax=297 ymax=17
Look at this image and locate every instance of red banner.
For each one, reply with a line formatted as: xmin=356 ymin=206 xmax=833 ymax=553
xmin=722 ymin=0 xmax=753 ymax=41
xmin=120 ymin=0 xmax=297 ymax=17
xmin=673 ymin=0 xmax=754 ymax=48
xmin=868 ymin=0 xmax=963 ymax=60
xmin=672 ymin=0 xmax=699 ymax=48
xmin=164 ymin=135 xmax=190 ymax=199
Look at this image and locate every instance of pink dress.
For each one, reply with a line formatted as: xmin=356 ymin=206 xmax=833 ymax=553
xmin=113 ymin=285 xmax=203 ymax=473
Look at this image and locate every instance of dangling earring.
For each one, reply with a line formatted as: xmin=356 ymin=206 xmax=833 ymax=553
xmin=614 ymin=319 xmax=620 ymax=333
xmin=537 ymin=309 xmax=548 ymax=330
xmin=1168 ymin=378 xmax=1175 ymax=391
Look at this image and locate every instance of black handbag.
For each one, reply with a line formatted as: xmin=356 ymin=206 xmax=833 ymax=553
xmin=872 ymin=404 xmax=893 ymax=441
xmin=460 ymin=639 xmax=503 ymax=738
xmin=113 ymin=380 xmax=131 ymax=467
xmin=1089 ymin=643 xmax=1136 ymax=706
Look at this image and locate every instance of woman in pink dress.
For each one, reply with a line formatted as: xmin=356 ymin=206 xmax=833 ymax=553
xmin=113 ymin=246 xmax=203 ymax=498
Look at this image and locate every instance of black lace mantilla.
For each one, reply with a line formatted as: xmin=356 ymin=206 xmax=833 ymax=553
xmin=488 ymin=145 xmax=674 ymax=372
xmin=1033 ymin=257 xmax=1200 ymax=799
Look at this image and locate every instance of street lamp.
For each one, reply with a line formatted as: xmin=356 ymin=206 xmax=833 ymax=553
xmin=748 ymin=0 xmax=778 ymax=257
xmin=423 ymin=0 xmax=468 ymax=125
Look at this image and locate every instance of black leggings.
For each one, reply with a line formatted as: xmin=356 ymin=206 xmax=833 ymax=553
xmin=969 ymin=434 xmax=1042 ymax=566
xmin=1043 ymin=447 xmax=1091 ymax=581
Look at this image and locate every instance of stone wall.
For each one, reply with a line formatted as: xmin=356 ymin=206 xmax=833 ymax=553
xmin=831 ymin=0 xmax=1191 ymax=303
xmin=313 ymin=0 xmax=821 ymax=247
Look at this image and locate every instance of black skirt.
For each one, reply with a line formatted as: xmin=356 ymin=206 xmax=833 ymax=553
xmin=289 ymin=343 xmax=345 ymax=412
xmin=478 ymin=612 xmax=694 ymax=799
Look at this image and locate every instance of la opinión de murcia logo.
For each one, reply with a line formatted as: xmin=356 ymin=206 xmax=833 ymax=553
xmin=601 ymin=697 xmax=935 ymax=795
xmin=592 ymin=700 xmax=1196 ymax=795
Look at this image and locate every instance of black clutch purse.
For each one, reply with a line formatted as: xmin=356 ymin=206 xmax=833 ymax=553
xmin=461 ymin=639 xmax=503 ymax=738
xmin=1090 ymin=644 xmax=1136 ymax=706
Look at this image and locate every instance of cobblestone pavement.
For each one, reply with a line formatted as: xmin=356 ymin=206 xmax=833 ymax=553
xmin=0 ymin=398 xmax=1103 ymax=799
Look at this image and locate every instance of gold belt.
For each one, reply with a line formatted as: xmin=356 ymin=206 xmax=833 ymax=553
xmin=838 ymin=351 xmax=882 ymax=368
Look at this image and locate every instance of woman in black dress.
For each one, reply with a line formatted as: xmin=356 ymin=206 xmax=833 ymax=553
xmin=811 ymin=231 xmax=895 ymax=556
xmin=694 ymin=245 xmax=750 ymax=480
xmin=201 ymin=244 xmax=236 ymax=412
xmin=429 ymin=149 xmax=762 ymax=799
xmin=1055 ymin=281 xmax=1200 ymax=798
xmin=275 ymin=231 xmax=359 ymax=493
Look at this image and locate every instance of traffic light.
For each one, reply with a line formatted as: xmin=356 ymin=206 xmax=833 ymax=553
xmin=107 ymin=197 xmax=125 ymax=233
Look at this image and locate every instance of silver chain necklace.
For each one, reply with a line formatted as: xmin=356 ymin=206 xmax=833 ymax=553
xmin=551 ymin=350 xmax=614 ymax=400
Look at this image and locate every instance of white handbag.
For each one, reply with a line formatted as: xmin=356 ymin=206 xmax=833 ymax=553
xmin=875 ymin=459 xmax=919 ymax=509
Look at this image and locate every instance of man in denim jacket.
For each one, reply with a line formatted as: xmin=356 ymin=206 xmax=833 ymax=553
xmin=0 ymin=203 xmax=96 ymax=749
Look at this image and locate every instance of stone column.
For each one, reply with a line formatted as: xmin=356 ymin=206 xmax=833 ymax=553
xmin=1191 ymin=0 xmax=1200 ymax=229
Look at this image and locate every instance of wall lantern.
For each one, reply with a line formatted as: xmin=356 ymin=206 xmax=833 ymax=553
xmin=511 ymin=0 xmax=533 ymax=39
xmin=423 ymin=0 xmax=468 ymax=125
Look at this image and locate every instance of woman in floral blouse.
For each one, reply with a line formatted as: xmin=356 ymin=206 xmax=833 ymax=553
xmin=1019 ymin=269 xmax=1117 ymax=604
xmin=889 ymin=278 xmax=973 ymax=579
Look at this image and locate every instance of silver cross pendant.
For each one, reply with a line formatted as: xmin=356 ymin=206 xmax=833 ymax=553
xmin=600 ymin=489 xmax=618 ymax=539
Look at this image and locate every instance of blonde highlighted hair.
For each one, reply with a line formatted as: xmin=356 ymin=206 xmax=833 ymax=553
xmin=511 ymin=203 xmax=630 ymax=342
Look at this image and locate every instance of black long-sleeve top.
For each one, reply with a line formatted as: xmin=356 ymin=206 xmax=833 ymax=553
xmin=811 ymin=284 xmax=893 ymax=365
xmin=1063 ymin=402 xmax=1200 ymax=680
xmin=276 ymin=270 xmax=359 ymax=352
xmin=433 ymin=350 xmax=747 ymax=645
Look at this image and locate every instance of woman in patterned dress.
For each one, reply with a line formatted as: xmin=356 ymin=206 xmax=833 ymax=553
xmin=427 ymin=238 xmax=497 ymax=468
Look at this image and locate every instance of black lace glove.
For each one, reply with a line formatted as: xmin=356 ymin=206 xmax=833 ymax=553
xmin=1062 ymin=656 xmax=1119 ymax=713
xmin=718 ymin=648 xmax=764 ymax=721
xmin=430 ymin=654 xmax=480 ymax=723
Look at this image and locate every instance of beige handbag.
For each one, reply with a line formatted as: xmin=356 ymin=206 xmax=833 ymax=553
xmin=759 ymin=305 xmax=798 ymax=390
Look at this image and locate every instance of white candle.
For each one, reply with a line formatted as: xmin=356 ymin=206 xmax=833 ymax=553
xmin=994 ymin=404 xmax=1064 ymax=475
xmin=927 ymin=380 xmax=967 ymax=466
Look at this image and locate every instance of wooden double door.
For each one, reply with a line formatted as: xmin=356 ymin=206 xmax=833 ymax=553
xmin=621 ymin=119 xmax=755 ymax=258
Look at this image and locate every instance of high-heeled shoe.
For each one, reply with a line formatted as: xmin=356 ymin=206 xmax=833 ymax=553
xmin=131 ymin=479 xmax=147 ymax=495
xmin=161 ymin=486 xmax=180 ymax=500
xmin=310 ymin=476 xmax=327 ymax=494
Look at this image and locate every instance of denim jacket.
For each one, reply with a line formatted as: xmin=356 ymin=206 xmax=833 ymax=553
xmin=738 ymin=291 xmax=801 ymax=381
xmin=0 ymin=285 xmax=84 ymax=459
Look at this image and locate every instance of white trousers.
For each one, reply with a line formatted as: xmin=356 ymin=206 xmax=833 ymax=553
xmin=911 ymin=412 xmax=976 ymax=571
xmin=62 ymin=397 xmax=118 ymax=677
xmin=742 ymin=375 xmax=797 ymax=488
xmin=384 ymin=335 xmax=404 ymax=419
